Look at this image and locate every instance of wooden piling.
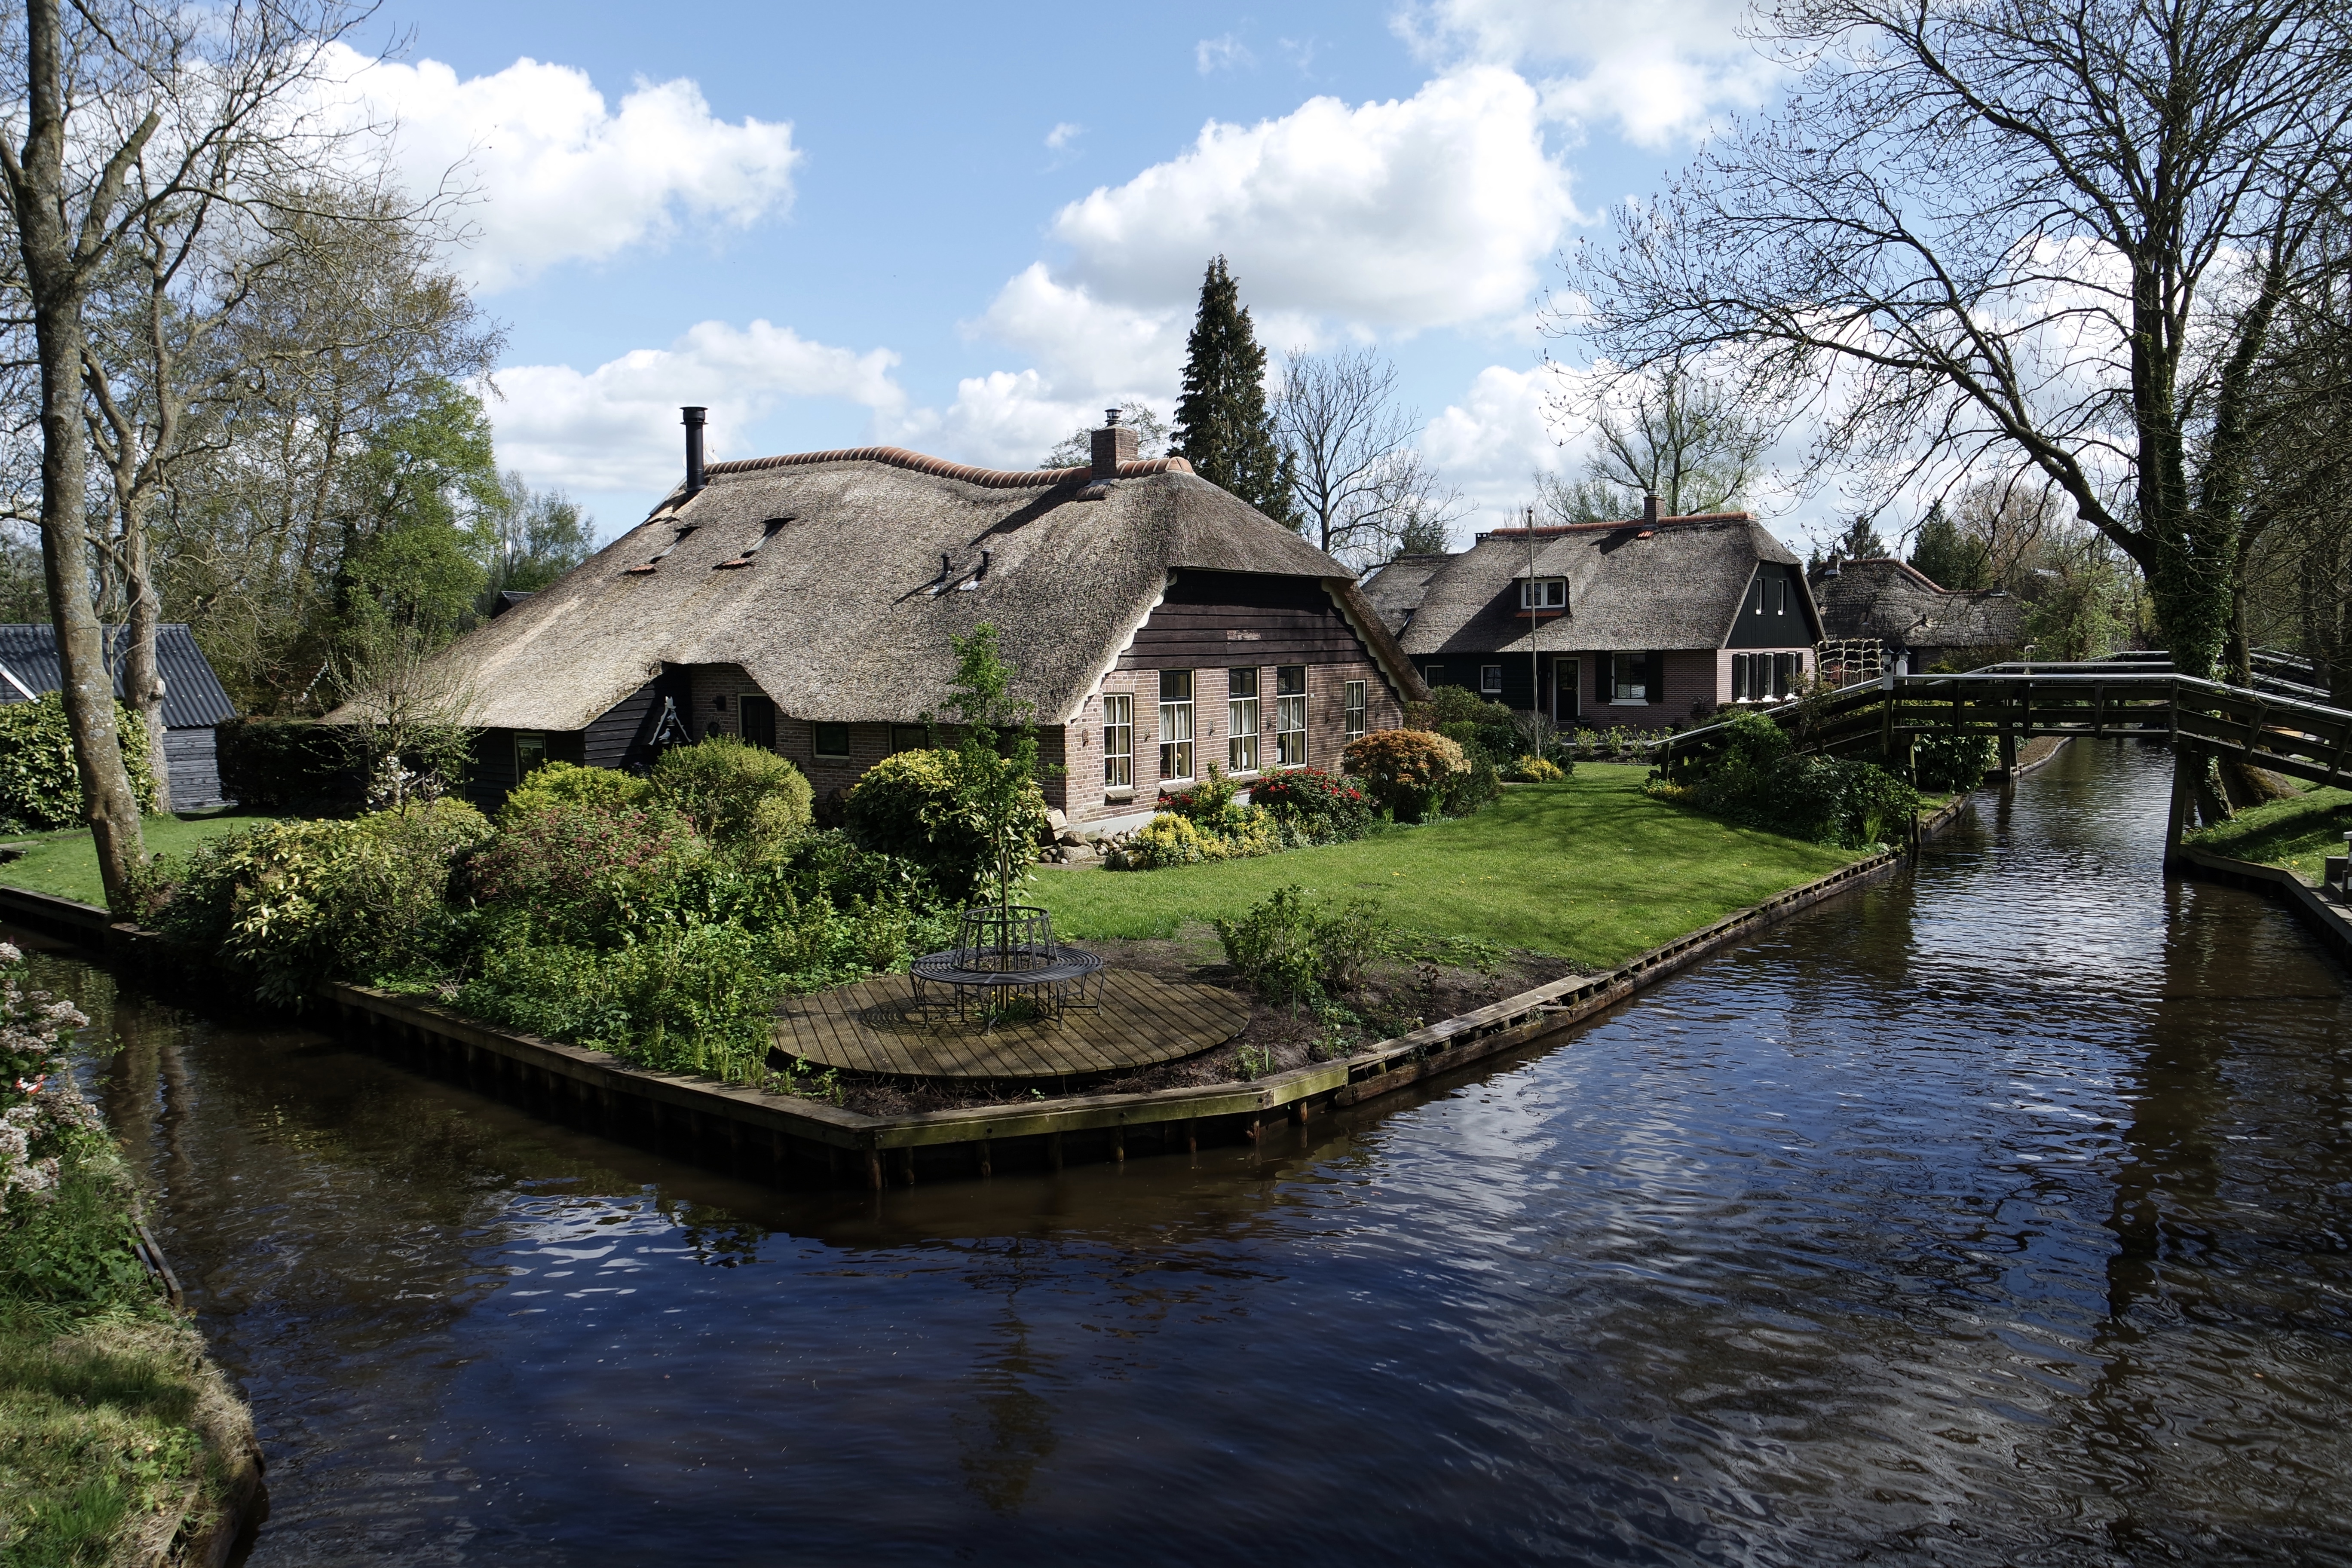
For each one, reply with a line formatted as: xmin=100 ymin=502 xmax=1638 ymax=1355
xmin=2164 ymin=742 xmax=2199 ymax=874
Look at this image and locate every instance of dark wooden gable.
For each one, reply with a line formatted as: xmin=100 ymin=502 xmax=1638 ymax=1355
xmin=1725 ymin=562 xmax=1814 ymax=648
xmin=1116 ymin=569 xmax=1369 ymax=669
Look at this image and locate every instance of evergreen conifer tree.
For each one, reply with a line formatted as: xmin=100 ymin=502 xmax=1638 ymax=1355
xmin=1906 ymin=502 xmax=1991 ymax=589
xmin=1171 ymin=257 xmax=1300 ymax=529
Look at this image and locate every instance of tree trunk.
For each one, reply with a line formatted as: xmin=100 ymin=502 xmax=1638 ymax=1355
xmin=9 ymin=0 xmax=150 ymax=909
xmin=121 ymin=507 xmax=173 ymax=814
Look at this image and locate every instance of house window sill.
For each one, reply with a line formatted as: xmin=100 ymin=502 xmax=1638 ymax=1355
xmin=1609 ymin=698 xmax=1651 ymax=707
xmin=1104 ymin=788 xmax=1134 ymax=802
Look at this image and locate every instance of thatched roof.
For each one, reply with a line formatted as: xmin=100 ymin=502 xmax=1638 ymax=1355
xmin=1398 ymin=514 xmax=1819 ymax=656
xmin=0 ymin=623 xmax=236 ymax=727
xmin=1807 ymin=557 xmax=2026 ymax=649
xmin=1358 ymin=552 xmax=1454 ymax=635
xmin=380 ymin=446 xmax=1423 ymax=732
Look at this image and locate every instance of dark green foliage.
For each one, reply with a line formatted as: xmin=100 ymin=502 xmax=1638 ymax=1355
xmin=844 ymin=748 xmax=1004 ymax=904
xmin=1421 ymin=683 xmax=1519 ymax=763
xmin=1675 ymin=710 xmax=1921 ymax=848
xmin=1213 ymin=884 xmax=1392 ymax=1007
xmin=1250 ymin=768 xmax=1375 ymax=841
xmin=213 ymin=717 xmax=358 ymax=812
xmin=0 ymin=694 xmax=159 ymax=831
xmin=1913 ymin=729 xmax=1997 ymax=793
xmin=334 ymin=377 xmax=502 ymax=643
xmin=1160 ymin=764 xmax=1248 ymax=829
xmin=464 ymin=800 xmax=703 ymax=947
xmin=648 ymin=735 xmax=814 ymax=861
xmin=1442 ymin=750 xmax=1504 ymax=818
xmin=1830 ymin=515 xmax=1890 ymax=560
xmin=1907 ymin=501 xmax=1991 ymax=589
xmin=1171 ymin=257 xmax=1299 ymax=527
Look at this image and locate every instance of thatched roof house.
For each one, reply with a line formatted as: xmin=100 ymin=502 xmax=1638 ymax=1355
xmin=1374 ymin=505 xmax=1823 ymax=726
xmin=1806 ymin=557 xmax=2025 ymax=671
xmin=0 ymin=622 xmax=236 ymax=808
xmin=399 ymin=413 xmax=1424 ymax=829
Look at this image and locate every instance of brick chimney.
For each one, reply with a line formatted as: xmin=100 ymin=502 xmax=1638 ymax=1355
xmin=1642 ymin=491 xmax=1660 ymax=525
xmin=1090 ymin=407 xmax=1138 ymax=481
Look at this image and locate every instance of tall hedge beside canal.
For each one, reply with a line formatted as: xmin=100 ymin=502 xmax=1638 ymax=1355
xmin=0 ymin=941 xmax=259 ymax=1563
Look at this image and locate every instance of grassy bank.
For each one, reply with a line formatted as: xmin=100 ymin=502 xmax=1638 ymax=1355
xmin=1032 ymin=765 xmax=1866 ymax=971
xmin=2191 ymin=785 xmax=2352 ymax=882
xmin=0 ymin=815 xmax=271 ymax=907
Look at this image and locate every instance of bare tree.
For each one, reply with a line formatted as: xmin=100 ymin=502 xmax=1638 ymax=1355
xmin=1570 ymin=0 xmax=2352 ymax=682
xmin=0 ymin=0 xmax=405 ymax=908
xmin=1274 ymin=346 xmax=1464 ymax=566
xmin=1541 ymin=355 xmax=1769 ymax=523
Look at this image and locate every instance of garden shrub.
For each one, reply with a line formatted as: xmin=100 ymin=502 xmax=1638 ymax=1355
xmin=1342 ymin=729 xmax=1468 ymax=823
xmin=1913 ymin=729 xmax=1998 ymax=793
xmin=466 ymin=799 xmax=704 ymax=946
xmin=1213 ymin=885 xmax=1393 ymax=1006
xmin=0 ymin=693 xmax=159 ymax=831
xmin=843 ymin=747 xmax=1045 ymax=904
xmin=1414 ymin=686 xmax=1519 ymax=762
xmin=498 ymin=759 xmax=651 ymax=822
xmin=1161 ymin=764 xmax=1247 ymax=829
xmin=1250 ymin=768 xmax=1375 ymax=841
xmin=163 ymin=800 xmax=492 ymax=1006
xmin=1112 ymin=808 xmax=1287 ymax=870
xmin=1669 ymin=709 xmax=1921 ymax=849
xmin=214 ymin=716 xmax=356 ymax=813
xmin=1509 ymin=756 xmax=1567 ymax=782
xmin=1442 ymin=750 xmax=1503 ymax=818
xmin=649 ymin=735 xmax=815 ymax=861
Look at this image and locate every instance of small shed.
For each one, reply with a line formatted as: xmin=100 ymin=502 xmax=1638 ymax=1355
xmin=0 ymin=623 xmax=239 ymax=808
xmin=1805 ymin=558 xmax=2027 ymax=673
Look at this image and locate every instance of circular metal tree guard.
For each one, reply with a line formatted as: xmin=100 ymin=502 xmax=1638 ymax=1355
xmin=909 ymin=904 xmax=1106 ymax=1026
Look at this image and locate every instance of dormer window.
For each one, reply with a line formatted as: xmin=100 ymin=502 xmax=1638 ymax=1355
xmin=625 ymin=524 xmax=696 ymax=575
xmin=1521 ymin=577 xmax=1566 ymax=609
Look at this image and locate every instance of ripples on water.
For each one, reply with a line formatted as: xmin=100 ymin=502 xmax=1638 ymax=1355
xmin=28 ymin=738 xmax=2352 ymax=1565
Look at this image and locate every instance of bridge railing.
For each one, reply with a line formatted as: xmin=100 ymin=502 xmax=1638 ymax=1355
xmin=1659 ymin=667 xmax=2352 ymax=790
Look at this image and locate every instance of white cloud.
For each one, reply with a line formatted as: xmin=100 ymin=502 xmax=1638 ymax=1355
xmin=1420 ymin=364 xmax=1574 ymax=512
xmin=1044 ymin=121 xmax=1083 ymax=151
xmin=323 ymin=44 xmax=802 ymax=291
xmin=488 ymin=320 xmax=904 ymax=493
xmin=1047 ymin=68 xmax=1575 ymax=334
xmin=1396 ymin=0 xmax=1780 ymax=145
xmin=1196 ymin=34 xmax=1256 ymax=74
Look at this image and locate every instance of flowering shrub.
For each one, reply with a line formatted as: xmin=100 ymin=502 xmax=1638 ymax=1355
xmin=0 ymin=942 xmax=102 ymax=1217
xmin=1250 ymin=768 xmax=1376 ymax=842
xmin=1110 ymin=809 xmax=1289 ymax=870
xmin=1509 ymin=756 xmax=1567 ymax=782
xmin=1342 ymin=729 xmax=1468 ymax=822
xmin=162 ymin=800 xmax=492 ymax=1006
xmin=467 ymin=799 xmax=704 ymax=946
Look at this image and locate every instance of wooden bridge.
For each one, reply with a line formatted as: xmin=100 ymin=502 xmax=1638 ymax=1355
xmin=1658 ymin=661 xmax=2352 ymax=864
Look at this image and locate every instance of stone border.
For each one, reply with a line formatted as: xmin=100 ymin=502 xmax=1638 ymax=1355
xmin=2175 ymin=844 xmax=2352 ymax=968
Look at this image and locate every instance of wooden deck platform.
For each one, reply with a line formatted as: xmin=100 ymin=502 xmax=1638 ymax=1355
xmin=772 ymin=970 xmax=1250 ymax=1080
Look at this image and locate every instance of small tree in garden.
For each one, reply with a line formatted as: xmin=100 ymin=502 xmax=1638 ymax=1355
xmin=1342 ymin=729 xmax=1467 ymax=823
xmin=940 ymin=625 xmax=1051 ymax=923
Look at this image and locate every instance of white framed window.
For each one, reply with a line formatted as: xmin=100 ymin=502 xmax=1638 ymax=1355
xmin=1611 ymin=652 xmax=1650 ymax=704
xmin=1344 ymin=679 xmax=1367 ymax=741
xmin=1103 ymin=693 xmax=1133 ymax=790
xmin=1480 ymin=664 xmax=1503 ymax=694
xmin=1520 ymin=577 xmax=1567 ymax=609
xmin=514 ymin=730 xmax=548 ymax=777
xmin=1774 ymin=576 xmax=1788 ymax=616
xmin=1158 ymin=670 xmax=1194 ymax=781
xmin=1274 ymin=666 xmax=1307 ymax=766
xmin=1228 ymin=667 xmax=1261 ymax=774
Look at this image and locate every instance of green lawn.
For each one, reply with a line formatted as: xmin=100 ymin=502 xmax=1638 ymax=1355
xmin=0 ymin=814 xmax=272 ymax=906
xmin=2191 ymin=785 xmax=2352 ymax=883
xmin=1032 ymin=764 xmax=1866 ymax=971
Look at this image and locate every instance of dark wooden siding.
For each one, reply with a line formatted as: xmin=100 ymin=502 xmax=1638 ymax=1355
xmin=1726 ymin=564 xmax=1812 ymax=649
xmin=1116 ymin=570 xmax=1369 ymax=669
xmin=161 ymin=726 xmax=227 ymax=809
xmin=584 ymin=667 xmax=689 ymax=771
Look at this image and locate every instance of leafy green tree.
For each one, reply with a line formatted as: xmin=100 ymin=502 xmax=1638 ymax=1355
xmin=480 ymin=470 xmax=596 ymax=609
xmin=333 ymin=378 xmax=502 ymax=643
xmin=1907 ymin=502 xmax=1990 ymax=589
xmin=941 ymin=624 xmax=1050 ymax=921
xmin=1171 ymin=257 xmax=1298 ymax=528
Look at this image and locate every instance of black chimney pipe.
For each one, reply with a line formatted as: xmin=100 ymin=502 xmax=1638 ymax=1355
xmin=682 ymin=406 xmax=707 ymax=495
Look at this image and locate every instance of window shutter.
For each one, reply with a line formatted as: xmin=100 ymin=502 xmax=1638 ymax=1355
xmin=1644 ymin=651 xmax=1662 ymax=704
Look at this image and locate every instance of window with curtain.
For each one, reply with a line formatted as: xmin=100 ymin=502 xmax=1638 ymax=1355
xmin=1158 ymin=670 xmax=1194 ymax=781
xmin=1274 ymin=666 xmax=1307 ymax=766
xmin=514 ymin=731 xmax=547 ymax=777
xmin=1103 ymin=693 xmax=1133 ymax=789
xmin=1228 ymin=667 xmax=1260 ymax=773
xmin=1344 ymin=680 xmax=1367 ymax=741
xmin=1612 ymin=652 xmax=1648 ymax=702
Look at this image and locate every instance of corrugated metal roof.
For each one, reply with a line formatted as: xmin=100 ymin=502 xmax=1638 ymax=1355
xmin=0 ymin=623 xmax=238 ymax=728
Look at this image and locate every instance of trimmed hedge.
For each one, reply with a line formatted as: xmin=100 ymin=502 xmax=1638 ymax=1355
xmin=0 ymin=692 xmax=158 ymax=831
xmin=214 ymin=717 xmax=358 ymax=813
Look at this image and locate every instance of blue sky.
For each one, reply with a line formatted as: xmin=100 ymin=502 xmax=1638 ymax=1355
xmin=349 ymin=0 xmax=1784 ymax=545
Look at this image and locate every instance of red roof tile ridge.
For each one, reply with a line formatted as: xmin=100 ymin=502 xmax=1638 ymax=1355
xmin=702 ymin=446 xmax=1195 ymax=490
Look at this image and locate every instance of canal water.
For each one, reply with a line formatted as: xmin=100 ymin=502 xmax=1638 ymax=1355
xmin=21 ymin=737 xmax=2352 ymax=1565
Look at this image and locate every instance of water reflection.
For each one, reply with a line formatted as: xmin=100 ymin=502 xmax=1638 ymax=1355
xmin=14 ymin=736 xmax=2350 ymax=1565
